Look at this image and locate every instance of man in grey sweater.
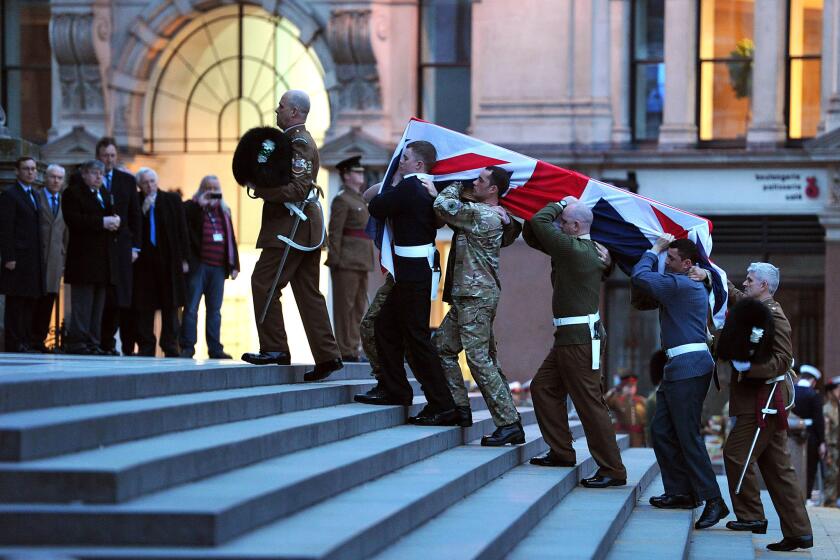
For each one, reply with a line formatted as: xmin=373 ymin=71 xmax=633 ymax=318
xmin=631 ymin=234 xmax=728 ymax=529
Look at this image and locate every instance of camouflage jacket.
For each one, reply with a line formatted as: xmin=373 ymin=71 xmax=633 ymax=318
xmin=433 ymin=182 xmax=503 ymax=298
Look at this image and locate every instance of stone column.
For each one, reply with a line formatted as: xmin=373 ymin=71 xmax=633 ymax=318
xmin=0 ymin=104 xmax=9 ymax=138
xmin=747 ymin=0 xmax=787 ymax=146
xmin=819 ymin=166 xmax=840 ymax=377
xmin=658 ymin=0 xmax=697 ymax=147
xmin=610 ymin=0 xmax=632 ymax=144
xmin=821 ymin=0 xmax=840 ymax=133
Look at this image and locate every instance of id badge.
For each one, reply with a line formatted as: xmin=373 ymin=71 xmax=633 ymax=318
xmin=212 ymin=232 xmax=224 ymax=242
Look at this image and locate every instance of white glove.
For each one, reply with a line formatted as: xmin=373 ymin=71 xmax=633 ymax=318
xmin=731 ymin=360 xmax=751 ymax=372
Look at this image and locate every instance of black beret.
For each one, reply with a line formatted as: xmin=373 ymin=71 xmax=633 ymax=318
xmin=232 ymin=127 xmax=292 ymax=190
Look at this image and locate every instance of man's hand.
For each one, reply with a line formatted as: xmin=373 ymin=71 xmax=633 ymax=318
xmin=182 ymin=261 xmax=189 ymax=274
xmin=688 ymin=265 xmax=708 ymax=282
xmin=562 ymin=195 xmax=579 ymax=204
xmin=131 ymin=250 xmax=139 ymax=263
xmin=819 ymin=442 xmax=827 ymax=459
xmin=651 ymin=233 xmax=675 ymax=254
xmin=731 ymin=360 xmax=751 ymax=372
xmin=3 ymin=261 xmax=15 ymax=271
xmin=231 ymin=269 xmax=239 ymax=280
xmin=419 ymin=177 xmax=437 ymax=198
xmin=362 ymin=183 xmax=381 ymax=203
xmin=594 ymin=241 xmax=612 ymax=267
xmin=103 ymin=216 xmax=120 ymax=231
xmin=490 ymin=205 xmax=510 ymax=224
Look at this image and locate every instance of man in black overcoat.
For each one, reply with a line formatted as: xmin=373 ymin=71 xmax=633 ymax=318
xmin=132 ymin=167 xmax=189 ymax=357
xmin=0 ymin=157 xmax=43 ymax=352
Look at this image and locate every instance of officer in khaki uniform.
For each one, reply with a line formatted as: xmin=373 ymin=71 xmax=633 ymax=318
xmin=326 ymin=156 xmax=375 ymax=362
xmin=432 ymin=168 xmax=522 ymax=446
xmin=242 ymin=90 xmax=342 ymax=382
xmin=605 ymin=373 xmax=647 ymax=448
xmin=697 ymin=262 xmax=813 ymax=551
xmin=823 ymin=375 xmax=840 ymax=507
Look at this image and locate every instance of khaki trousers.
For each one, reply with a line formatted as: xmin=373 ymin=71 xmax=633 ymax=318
xmin=331 ymin=268 xmax=368 ymax=358
xmin=724 ymin=414 xmax=812 ymax=537
xmin=531 ymin=340 xmax=627 ymax=479
xmin=251 ymin=247 xmax=339 ymax=363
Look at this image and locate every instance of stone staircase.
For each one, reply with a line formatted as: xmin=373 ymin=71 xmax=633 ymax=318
xmin=0 ymin=354 xmax=787 ymax=559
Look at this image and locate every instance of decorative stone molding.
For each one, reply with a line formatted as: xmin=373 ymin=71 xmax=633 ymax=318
xmin=327 ymin=9 xmax=381 ymax=112
xmin=49 ymin=11 xmax=110 ymax=116
xmin=0 ymin=103 xmax=9 ymax=138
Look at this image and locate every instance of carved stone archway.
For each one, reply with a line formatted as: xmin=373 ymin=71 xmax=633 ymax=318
xmin=109 ymin=0 xmax=340 ymax=153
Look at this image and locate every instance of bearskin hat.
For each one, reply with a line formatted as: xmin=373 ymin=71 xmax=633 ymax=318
xmin=232 ymin=127 xmax=292 ymax=190
xmin=717 ymin=298 xmax=776 ymax=364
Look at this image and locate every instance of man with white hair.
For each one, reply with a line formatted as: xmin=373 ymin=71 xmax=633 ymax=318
xmin=692 ymin=261 xmax=813 ymax=551
xmin=32 ymin=164 xmax=68 ymax=350
xmin=132 ymin=167 xmax=189 ymax=357
xmin=525 ymin=196 xmax=627 ymax=488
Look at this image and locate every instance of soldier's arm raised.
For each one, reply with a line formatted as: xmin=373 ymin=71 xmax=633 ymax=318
xmin=433 ymin=183 xmax=484 ymax=232
xmin=529 ymin=203 xmax=575 ymax=258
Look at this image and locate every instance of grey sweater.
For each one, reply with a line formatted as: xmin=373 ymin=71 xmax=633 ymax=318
xmin=631 ymin=251 xmax=714 ymax=381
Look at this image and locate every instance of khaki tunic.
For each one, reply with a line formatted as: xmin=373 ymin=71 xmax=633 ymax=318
xmin=325 ymin=188 xmax=375 ymax=272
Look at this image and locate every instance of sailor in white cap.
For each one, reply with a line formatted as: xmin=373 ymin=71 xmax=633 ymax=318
xmin=794 ymin=364 xmax=825 ymax=501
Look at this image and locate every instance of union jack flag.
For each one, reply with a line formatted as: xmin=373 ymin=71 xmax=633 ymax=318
xmin=376 ymin=118 xmax=728 ymax=328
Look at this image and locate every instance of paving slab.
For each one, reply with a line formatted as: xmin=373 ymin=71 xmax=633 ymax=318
xmin=506 ymin=447 xmax=660 ymax=560
xmin=688 ymin=476 xmax=754 ymax=560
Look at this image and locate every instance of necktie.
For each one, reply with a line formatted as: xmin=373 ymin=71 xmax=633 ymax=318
xmin=150 ymin=203 xmax=157 ymax=246
xmin=95 ymin=189 xmax=105 ymax=208
xmin=51 ymin=194 xmax=58 ymax=216
xmin=105 ymin=172 xmax=112 ymax=192
xmin=25 ymin=188 xmax=37 ymax=210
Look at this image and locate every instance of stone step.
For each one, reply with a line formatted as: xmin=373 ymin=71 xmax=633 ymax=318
xmin=0 ymin=408 xmax=543 ymax=547
xmin=0 ymin=379 xmax=383 ymax=461
xmin=687 ymin=476 xmax=755 ymax=560
xmin=0 ymin=355 xmax=375 ymax=413
xmin=506 ymin=447 xmax=660 ymax=560
xmin=374 ymin=435 xmax=630 ymax=560
xmin=1 ymin=397 xmax=484 ymax=504
xmin=606 ymin=475 xmax=696 ymax=560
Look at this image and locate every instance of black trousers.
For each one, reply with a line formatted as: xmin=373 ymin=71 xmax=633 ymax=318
xmin=32 ymin=293 xmax=57 ymax=349
xmin=374 ymin=278 xmax=455 ymax=412
xmin=3 ymin=295 xmax=36 ymax=352
xmin=651 ymin=372 xmax=720 ymax=501
xmin=135 ymin=307 xmax=180 ymax=357
xmin=65 ymin=284 xmax=106 ymax=352
xmin=101 ymin=292 xmax=136 ymax=354
xmin=806 ymin=434 xmax=819 ymax=498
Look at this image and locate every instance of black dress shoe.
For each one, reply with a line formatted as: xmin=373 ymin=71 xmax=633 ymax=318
xmin=529 ymin=450 xmax=576 ymax=467
xmin=456 ymin=406 xmax=473 ymax=427
xmin=766 ymin=535 xmax=813 ymax=551
xmin=481 ymin=421 xmax=526 ymax=446
xmin=409 ymin=408 xmax=460 ymax=426
xmin=580 ymin=473 xmax=626 ymax=489
xmin=726 ymin=519 xmax=768 ymax=534
xmin=209 ymin=351 xmax=233 ymax=360
xmin=694 ymin=497 xmax=729 ymax=529
xmin=241 ymin=351 xmax=292 ymax=365
xmin=353 ymin=387 xmax=411 ymax=406
xmin=649 ymin=493 xmax=700 ymax=510
xmin=304 ymin=358 xmax=343 ymax=382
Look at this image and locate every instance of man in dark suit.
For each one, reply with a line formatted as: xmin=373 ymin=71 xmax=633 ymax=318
xmin=33 ymin=164 xmax=68 ymax=351
xmin=360 ymin=141 xmax=458 ymax=426
xmin=631 ymin=234 xmax=727 ymax=528
xmin=793 ymin=364 xmax=825 ymax=502
xmin=0 ymin=157 xmax=44 ymax=352
xmin=95 ymin=137 xmax=142 ymax=355
xmin=62 ymin=159 xmax=119 ymax=354
xmin=132 ymin=167 xmax=189 ymax=357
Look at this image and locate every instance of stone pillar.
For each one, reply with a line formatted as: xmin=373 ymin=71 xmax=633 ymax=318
xmin=0 ymin=104 xmax=9 ymax=138
xmin=747 ymin=0 xmax=787 ymax=146
xmin=587 ymin=0 xmax=613 ymax=145
xmin=610 ymin=0 xmax=632 ymax=144
xmin=820 ymin=166 xmax=840 ymax=377
xmin=658 ymin=0 xmax=697 ymax=147
xmin=821 ymin=0 xmax=840 ymax=133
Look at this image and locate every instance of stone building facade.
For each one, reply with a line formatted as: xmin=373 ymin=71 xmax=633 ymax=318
xmin=1 ymin=0 xmax=838 ymax=385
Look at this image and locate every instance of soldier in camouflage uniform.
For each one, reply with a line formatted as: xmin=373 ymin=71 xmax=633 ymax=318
xmin=432 ymin=166 xmax=523 ymax=446
xmin=824 ymin=375 xmax=840 ymax=507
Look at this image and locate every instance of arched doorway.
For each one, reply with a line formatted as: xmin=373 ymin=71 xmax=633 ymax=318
xmin=133 ymin=2 xmax=331 ymax=360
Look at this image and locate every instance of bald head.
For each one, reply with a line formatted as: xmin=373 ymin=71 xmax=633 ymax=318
xmin=559 ymin=198 xmax=593 ymax=236
xmin=275 ymin=90 xmax=311 ymax=129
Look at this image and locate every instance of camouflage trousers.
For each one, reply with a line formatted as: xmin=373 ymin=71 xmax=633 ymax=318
xmin=359 ymin=274 xmax=394 ymax=378
xmin=433 ymin=295 xmax=520 ymax=427
xmin=825 ymin=446 xmax=839 ymax=507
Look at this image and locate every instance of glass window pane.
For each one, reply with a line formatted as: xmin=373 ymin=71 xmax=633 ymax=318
xmin=789 ymin=58 xmax=822 ymax=138
xmin=699 ymin=0 xmax=754 ymax=60
xmin=633 ymin=62 xmax=664 ymax=140
xmin=633 ymin=0 xmax=664 ymax=60
xmin=699 ymin=61 xmax=751 ymax=141
xmin=422 ymin=66 xmax=471 ymax=133
xmin=789 ymin=0 xmax=823 ymax=57
xmin=420 ymin=0 xmax=471 ymax=64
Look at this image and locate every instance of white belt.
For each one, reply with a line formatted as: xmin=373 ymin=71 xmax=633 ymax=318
xmin=393 ymin=244 xmax=439 ymax=300
xmin=666 ymin=342 xmax=708 ymax=359
xmin=552 ymin=312 xmax=601 ymax=370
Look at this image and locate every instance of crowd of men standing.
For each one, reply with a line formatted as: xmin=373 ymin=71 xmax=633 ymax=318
xmin=0 ymin=138 xmax=240 ymax=358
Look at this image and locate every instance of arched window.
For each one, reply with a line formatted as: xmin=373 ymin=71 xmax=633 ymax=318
xmin=145 ymin=3 xmax=330 ymax=154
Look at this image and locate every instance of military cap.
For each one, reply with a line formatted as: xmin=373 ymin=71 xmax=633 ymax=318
xmin=717 ymin=298 xmax=776 ymax=363
xmin=336 ymin=155 xmax=364 ymax=174
xmin=800 ymin=364 xmax=822 ymax=380
xmin=826 ymin=375 xmax=840 ymax=389
xmin=232 ymin=126 xmax=292 ymax=190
